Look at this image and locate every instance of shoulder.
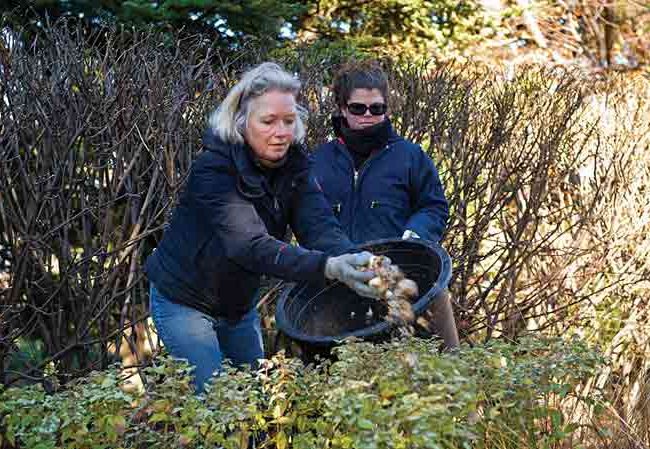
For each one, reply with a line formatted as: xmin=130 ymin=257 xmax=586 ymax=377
xmin=390 ymin=135 xmax=423 ymax=155
xmin=388 ymin=137 xmax=430 ymax=168
xmin=388 ymin=137 xmax=440 ymax=181
xmin=310 ymin=139 xmax=338 ymax=164
xmin=312 ymin=139 xmax=338 ymax=155
xmin=313 ymin=139 xmax=338 ymax=152
xmin=192 ymin=148 xmax=236 ymax=178
xmin=186 ymin=141 xmax=239 ymax=197
xmin=196 ymin=128 xmax=239 ymax=169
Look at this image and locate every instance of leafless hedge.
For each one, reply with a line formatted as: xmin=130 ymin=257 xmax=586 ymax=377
xmin=1 ymin=21 xmax=648 ymax=387
xmin=0 ymin=24 xmax=229 ymax=384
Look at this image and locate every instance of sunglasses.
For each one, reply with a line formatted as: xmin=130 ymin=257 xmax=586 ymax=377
xmin=346 ymin=102 xmax=387 ymax=116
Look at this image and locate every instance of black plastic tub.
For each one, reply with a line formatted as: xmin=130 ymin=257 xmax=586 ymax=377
xmin=275 ymin=238 xmax=452 ymax=348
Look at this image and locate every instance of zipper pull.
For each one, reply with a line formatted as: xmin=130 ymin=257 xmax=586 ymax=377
xmin=274 ymin=197 xmax=279 ymax=210
xmin=354 ymin=171 xmax=359 ymax=186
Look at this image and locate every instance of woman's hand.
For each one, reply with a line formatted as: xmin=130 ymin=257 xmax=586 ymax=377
xmin=325 ymin=252 xmax=379 ymax=298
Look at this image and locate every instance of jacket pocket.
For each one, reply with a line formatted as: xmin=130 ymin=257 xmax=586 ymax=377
xmin=332 ymin=202 xmax=342 ymax=218
xmin=365 ymin=198 xmax=410 ymax=231
xmin=368 ymin=198 xmax=407 ymax=214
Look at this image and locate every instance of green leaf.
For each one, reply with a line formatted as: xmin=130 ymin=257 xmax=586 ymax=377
xmin=275 ymin=430 xmax=288 ymax=449
xmin=149 ymin=412 xmax=170 ymax=423
xmin=563 ymin=423 xmax=579 ymax=434
xmin=357 ymin=418 xmax=374 ymax=430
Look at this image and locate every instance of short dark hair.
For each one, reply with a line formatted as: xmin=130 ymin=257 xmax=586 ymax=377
xmin=332 ymin=60 xmax=389 ymax=109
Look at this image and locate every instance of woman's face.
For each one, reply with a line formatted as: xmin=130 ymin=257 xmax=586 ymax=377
xmin=341 ymin=88 xmax=386 ymax=130
xmin=245 ymin=90 xmax=297 ymax=162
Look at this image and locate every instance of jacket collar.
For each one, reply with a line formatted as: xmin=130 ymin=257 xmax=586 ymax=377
xmin=202 ymin=128 xmax=308 ymax=198
xmin=332 ymin=116 xmax=401 ymax=145
xmin=331 ymin=121 xmax=402 ymax=170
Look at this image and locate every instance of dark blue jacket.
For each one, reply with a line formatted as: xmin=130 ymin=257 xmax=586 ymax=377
xmin=145 ymin=130 xmax=354 ymax=320
xmin=311 ymin=129 xmax=449 ymax=244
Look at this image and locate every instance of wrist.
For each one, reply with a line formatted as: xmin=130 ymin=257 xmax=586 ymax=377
xmin=323 ymin=256 xmax=335 ymax=280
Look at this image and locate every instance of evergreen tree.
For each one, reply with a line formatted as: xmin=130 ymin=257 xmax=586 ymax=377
xmin=2 ymin=0 xmax=305 ymax=42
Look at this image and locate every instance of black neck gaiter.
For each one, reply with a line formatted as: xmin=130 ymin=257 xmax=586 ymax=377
xmin=332 ymin=116 xmax=392 ymax=170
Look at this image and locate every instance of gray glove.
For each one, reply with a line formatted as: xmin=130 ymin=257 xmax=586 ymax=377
xmin=402 ymin=230 xmax=420 ymax=240
xmin=324 ymin=251 xmax=379 ymax=298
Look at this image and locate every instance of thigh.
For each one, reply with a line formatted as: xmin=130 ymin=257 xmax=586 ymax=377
xmin=430 ymin=290 xmax=460 ymax=349
xmin=417 ymin=290 xmax=460 ymax=350
xmin=149 ymin=284 xmax=223 ymax=392
xmin=216 ymin=307 xmax=265 ymax=368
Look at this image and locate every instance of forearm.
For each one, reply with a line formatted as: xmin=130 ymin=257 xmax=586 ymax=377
xmin=405 ymin=207 xmax=448 ymax=242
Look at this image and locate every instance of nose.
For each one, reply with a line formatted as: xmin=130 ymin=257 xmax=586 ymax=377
xmin=274 ymin=121 xmax=292 ymax=138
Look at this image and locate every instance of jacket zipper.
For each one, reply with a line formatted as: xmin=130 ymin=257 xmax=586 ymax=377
xmin=347 ymin=143 xmax=392 ymax=242
xmin=259 ymin=179 xmax=282 ymax=229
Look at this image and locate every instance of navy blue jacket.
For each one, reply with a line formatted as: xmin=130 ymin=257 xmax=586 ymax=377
xmin=145 ymin=130 xmax=354 ymax=320
xmin=311 ymin=129 xmax=449 ymax=244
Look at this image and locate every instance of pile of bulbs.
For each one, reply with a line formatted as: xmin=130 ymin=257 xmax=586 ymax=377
xmin=363 ymin=255 xmax=419 ymax=324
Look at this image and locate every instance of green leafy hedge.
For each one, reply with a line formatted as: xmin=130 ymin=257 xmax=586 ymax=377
xmin=0 ymin=337 xmax=605 ymax=449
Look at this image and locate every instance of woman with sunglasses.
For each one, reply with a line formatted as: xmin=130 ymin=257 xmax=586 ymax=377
xmin=311 ymin=60 xmax=460 ymax=349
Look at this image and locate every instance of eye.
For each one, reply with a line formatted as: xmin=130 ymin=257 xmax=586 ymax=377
xmin=283 ymin=118 xmax=295 ymax=126
xmin=261 ymin=119 xmax=273 ymax=125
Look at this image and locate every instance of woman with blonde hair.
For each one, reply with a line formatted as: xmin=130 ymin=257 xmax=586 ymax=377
xmin=145 ymin=62 xmax=377 ymax=393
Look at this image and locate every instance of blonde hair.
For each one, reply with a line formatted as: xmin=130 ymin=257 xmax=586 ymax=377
xmin=209 ymin=62 xmax=307 ymax=144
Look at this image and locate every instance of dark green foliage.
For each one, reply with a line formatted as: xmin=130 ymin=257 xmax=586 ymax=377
xmin=1 ymin=0 xmax=305 ymax=43
xmin=1 ymin=0 xmax=492 ymax=56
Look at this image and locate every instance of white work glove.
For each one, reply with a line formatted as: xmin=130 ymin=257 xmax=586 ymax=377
xmin=324 ymin=251 xmax=379 ymax=298
xmin=402 ymin=230 xmax=420 ymax=240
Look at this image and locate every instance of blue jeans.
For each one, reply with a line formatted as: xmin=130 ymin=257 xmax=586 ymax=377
xmin=149 ymin=284 xmax=264 ymax=394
